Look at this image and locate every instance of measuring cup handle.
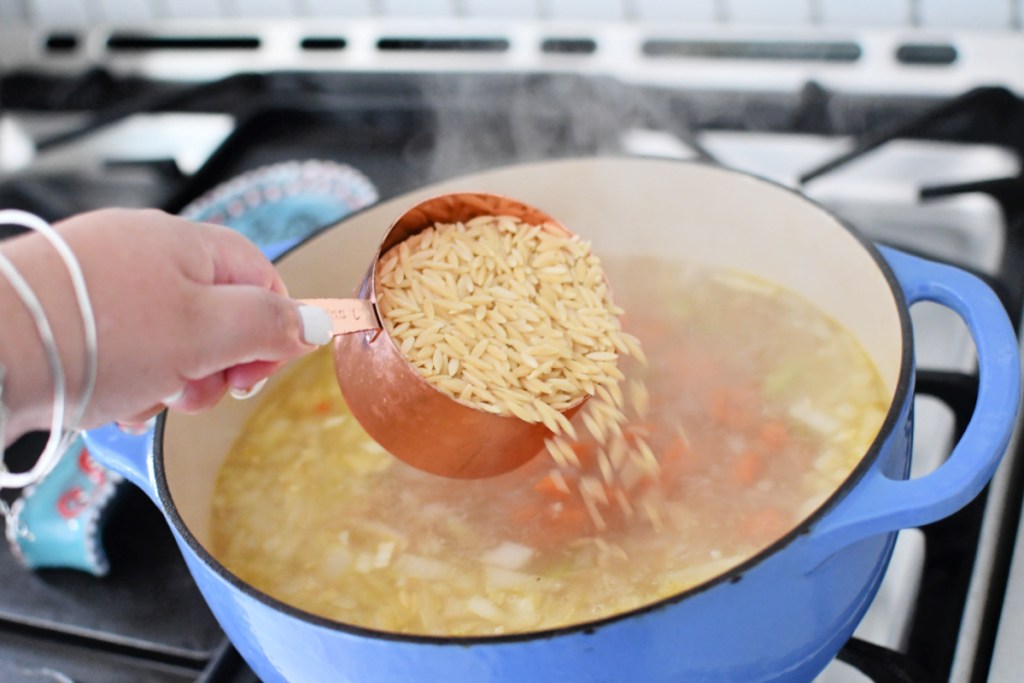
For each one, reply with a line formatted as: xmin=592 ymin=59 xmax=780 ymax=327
xmin=298 ymin=298 xmax=381 ymax=336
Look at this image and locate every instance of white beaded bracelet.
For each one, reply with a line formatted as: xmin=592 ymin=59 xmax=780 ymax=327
xmin=0 ymin=210 xmax=97 ymax=491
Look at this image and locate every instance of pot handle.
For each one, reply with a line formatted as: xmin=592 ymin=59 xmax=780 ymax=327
xmin=82 ymin=421 xmax=161 ymax=508
xmin=804 ymin=246 xmax=1020 ymax=565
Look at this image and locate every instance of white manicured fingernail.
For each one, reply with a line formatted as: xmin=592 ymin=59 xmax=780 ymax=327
xmin=298 ymin=305 xmax=333 ymax=346
xmin=231 ymin=377 xmax=268 ymax=400
xmin=162 ymin=388 xmax=186 ymax=406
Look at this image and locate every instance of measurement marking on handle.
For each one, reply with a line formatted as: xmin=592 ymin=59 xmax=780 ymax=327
xmin=300 ymin=299 xmax=380 ymax=336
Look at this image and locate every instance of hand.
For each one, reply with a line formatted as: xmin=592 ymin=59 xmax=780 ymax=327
xmin=0 ymin=208 xmax=332 ymax=441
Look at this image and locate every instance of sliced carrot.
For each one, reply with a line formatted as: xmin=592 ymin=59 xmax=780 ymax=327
xmin=519 ymin=503 xmax=589 ymax=547
xmin=663 ymin=436 xmax=690 ymax=462
xmin=731 ymin=449 xmax=762 ymax=487
xmin=313 ymin=399 xmax=334 ymax=415
xmin=570 ymin=441 xmax=597 ymax=470
xmin=533 ymin=474 xmax=572 ymax=500
xmin=629 ymin=473 xmax=659 ymax=497
xmin=551 ymin=505 xmax=588 ymax=532
xmin=759 ymin=421 xmax=789 ymax=450
xmin=602 ymin=483 xmax=625 ymax=504
xmin=659 ymin=436 xmax=700 ymax=483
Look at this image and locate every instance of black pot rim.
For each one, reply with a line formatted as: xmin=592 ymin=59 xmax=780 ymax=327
xmin=153 ymin=155 xmax=915 ymax=646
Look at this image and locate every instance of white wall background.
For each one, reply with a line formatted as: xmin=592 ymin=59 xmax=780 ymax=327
xmin=0 ymin=0 xmax=1019 ymax=29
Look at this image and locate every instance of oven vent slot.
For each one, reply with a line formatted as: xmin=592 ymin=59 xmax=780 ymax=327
xmin=45 ymin=33 xmax=79 ymax=54
xmin=641 ymin=39 xmax=862 ymax=62
xmin=376 ymin=37 xmax=509 ymax=53
xmin=895 ymin=43 xmax=958 ymax=65
xmin=541 ymin=38 xmax=597 ymax=55
xmin=301 ymin=37 xmax=347 ymax=51
xmin=106 ymin=34 xmax=261 ymax=51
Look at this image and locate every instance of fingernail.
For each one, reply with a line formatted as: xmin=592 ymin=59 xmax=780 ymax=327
xmin=162 ymin=388 xmax=186 ymax=406
xmin=116 ymin=418 xmax=155 ymax=435
xmin=231 ymin=377 xmax=268 ymax=400
xmin=298 ymin=305 xmax=333 ymax=346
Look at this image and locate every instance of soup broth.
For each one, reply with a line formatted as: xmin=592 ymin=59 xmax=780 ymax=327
xmin=210 ymin=256 xmax=888 ymax=636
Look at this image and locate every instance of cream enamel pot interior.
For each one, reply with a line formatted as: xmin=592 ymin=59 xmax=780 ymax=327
xmin=84 ymin=156 xmax=1020 ymax=683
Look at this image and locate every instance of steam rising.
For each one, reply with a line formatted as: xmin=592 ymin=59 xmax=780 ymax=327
xmin=418 ymin=74 xmax=702 ymax=182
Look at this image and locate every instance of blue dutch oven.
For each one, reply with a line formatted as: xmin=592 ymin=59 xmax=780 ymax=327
xmin=85 ymin=157 xmax=1020 ymax=682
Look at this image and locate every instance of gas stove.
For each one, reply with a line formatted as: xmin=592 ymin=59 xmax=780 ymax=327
xmin=1 ymin=10 xmax=1024 ymax=683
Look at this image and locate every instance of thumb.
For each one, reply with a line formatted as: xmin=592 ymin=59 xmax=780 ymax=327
xmin=187 ymin=285 xmax=334 ymax=379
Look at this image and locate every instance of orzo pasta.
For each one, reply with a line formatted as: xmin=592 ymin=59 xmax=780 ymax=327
xmin=376 ymin=215 xmax=640 ymax=435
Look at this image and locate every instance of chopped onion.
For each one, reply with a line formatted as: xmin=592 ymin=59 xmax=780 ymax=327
xmin=397 ymin=554 xmax=453 ymax=580
xmin=485 ymin=566 xmax=535 ymax=590
xmin=355 ymin=552 xmax=374 ymax=574
xmin=374 ymin=541 xmax=396 ymax=568
xmin=481 ymin=541 xmax=534 ymax=570
xmin=789 ymin=398 xmax=840 ymax=434
xmin=466 ymin=596 xmax=505 ymax=622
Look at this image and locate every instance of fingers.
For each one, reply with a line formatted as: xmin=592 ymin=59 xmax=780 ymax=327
xmin=165 ymin=372 xmax=231 ymax=413
xmin=203 ymin=223 xmax=289 ymax=295
xmin=230 ymin=378 xmax=268 ymax=400
xmin=185 ymin=286 xmax=332 ymax=380
xmin=115 ymin=404 xmax=164 ymax=434
xmin=225 ymin=360 xmax=282 ymax=395
xmin=175 ymin=222 xmax=332 ymax=408
xmin=117 ymin=366 xmax=257 ymax=432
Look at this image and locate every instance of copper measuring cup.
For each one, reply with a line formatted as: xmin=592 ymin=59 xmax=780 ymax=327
xmin=299 ymin=192 xmax=588 ymax=479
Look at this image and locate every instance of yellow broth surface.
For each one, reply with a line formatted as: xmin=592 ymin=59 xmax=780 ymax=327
xmin=211 ymin=257 xmax=888 ymax=636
